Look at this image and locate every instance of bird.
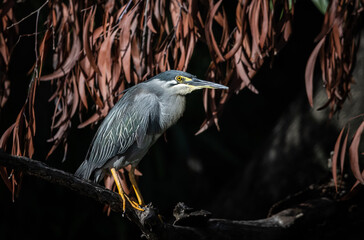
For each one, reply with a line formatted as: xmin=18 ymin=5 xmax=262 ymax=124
xmin=75 ymin=70 xmax=228 ymax=212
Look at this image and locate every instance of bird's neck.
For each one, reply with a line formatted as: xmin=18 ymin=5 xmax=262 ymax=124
xmin=159 ymin=93 xmax=186 ymax=130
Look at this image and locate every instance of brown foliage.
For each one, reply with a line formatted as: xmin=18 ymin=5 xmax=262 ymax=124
xmin=332 ymin=114 xmax=364 ymax=191
xmin=0 ymin=0 xmax=21 ymax=198
xmin=305 ymin=0 xmax=362 ymax=116
xmin=0 ymin=0 xmax=295 ymax=160
xmin=0 ymin=0 xmax=18 ymax=109
xmin=305 ymin=0 xmax=364 ymax=191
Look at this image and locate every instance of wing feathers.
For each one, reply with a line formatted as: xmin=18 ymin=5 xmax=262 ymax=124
xmin=75 ymin=86 xmax=162 ymax=181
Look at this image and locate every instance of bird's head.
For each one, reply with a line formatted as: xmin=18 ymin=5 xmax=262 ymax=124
xmin=149 ymin=70 xmax=228 ymax=95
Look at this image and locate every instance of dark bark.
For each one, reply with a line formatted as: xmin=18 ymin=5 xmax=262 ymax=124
xmin=0 ymin=150 xmax=362 ymax=240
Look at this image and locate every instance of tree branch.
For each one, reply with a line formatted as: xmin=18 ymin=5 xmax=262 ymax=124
xmin=0 ymin=151 xmax=360 ymax=239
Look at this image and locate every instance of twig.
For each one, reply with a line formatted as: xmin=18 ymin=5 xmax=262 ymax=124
xmin=80 ymin=5 xmax=96 ymax=13
xmin=141 ymin=0 xmax=150 ymax=60
xmin=13 ymin=29 xmax=49 ymax=49
xmin=117 ymin=0 xmax=133 ymax=24
xmin=6 ymin=0 xmax=49 ymax=30
xmin=34 ymin=4 xmax=40 ymax=78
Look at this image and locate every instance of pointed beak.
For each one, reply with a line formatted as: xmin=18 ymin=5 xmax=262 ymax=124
xmin=187 ymin=78 xmax=229 ymax=90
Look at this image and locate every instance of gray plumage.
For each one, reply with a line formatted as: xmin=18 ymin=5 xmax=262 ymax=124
xmin=75 ymin=70 xmax=228 ymax=183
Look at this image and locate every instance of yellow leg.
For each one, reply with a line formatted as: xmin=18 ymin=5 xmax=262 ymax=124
xmin=129 ymin=166 xmax=144 ymax=205
xmin=111 ymin=168 xmax=126 ymax=212
xmin=110 ymin=168 xmax=144 ymax=212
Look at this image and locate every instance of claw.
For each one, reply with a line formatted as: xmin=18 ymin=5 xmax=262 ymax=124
xmin=124 ymin=194 xmax=145 ymax=211
xmin=110 ymin=168 xmax=144 ymax=212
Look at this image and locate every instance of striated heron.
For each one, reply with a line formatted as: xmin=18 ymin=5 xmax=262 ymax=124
xmin=75 ymin=70 xmax=228 ymax=212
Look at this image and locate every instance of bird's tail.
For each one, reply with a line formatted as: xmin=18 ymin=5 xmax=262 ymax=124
xmin=74 ymin=160 xmax=93 ymax=180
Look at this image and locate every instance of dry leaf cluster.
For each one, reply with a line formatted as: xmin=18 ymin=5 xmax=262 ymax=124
xmin=304 ymin=0 xmax=364 ymax=191
xmin=0 ymin=1 xmax=18 ymax=109
xmin=332 ymin=114 xmax=364 ymax=191
xmin=0 ymin=0 xmax=294 ymax=161
xmin=0 ymin=0 xmax=21 ymax=200
xmin=305 ymin=0 xmax=363 ymax=116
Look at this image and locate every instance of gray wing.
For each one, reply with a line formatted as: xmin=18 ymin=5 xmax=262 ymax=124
xmin=75 ymin=87 xmax=161 ymax=180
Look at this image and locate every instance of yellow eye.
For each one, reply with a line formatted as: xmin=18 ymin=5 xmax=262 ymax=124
xmin=175 ymin=76 xmax=183 ymax=83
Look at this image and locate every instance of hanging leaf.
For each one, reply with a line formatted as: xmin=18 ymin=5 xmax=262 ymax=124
xmin=83 ymin=7 xmax=102 ymax=76
xmin=305 ymin=38 xmax=325 ymax=107
xmin=349 ymin=121 xmax=364 ymax=184
xmin=40 ymin=30 xmax=81 ymax=81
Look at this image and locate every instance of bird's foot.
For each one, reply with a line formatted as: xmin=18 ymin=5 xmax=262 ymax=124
xmin=124 ymin=194 xmax=145 ymax=211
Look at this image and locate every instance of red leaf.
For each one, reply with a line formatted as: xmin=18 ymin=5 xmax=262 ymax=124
xmin=78 ymin=113 xmax=100 ymax=129
xmin=131 ymin=37 xmax=142 ymax=78
xmin=0 ymin=34 xmax=10 ymax=65
xmin=259 ymin=0 xmax=269 ymax=48
xmin=205 ymin=0 xmax=225 ymax=63
xmin=350 ymin=179 xmax=360 ymax=191
xmin=332 ymin=126 xmax=344 ymax=191
xmin=234 ymin=47 xmax=259 ymax=94
xmin=331 ymin=21 xmax=342 ymax=58
xmin=147 ymin=16 xmax=157 ymax=33
xmin=185 ymin=34 xmax=196 ymax=71
xmin=40 ymin=30 xmax=81 ymax=81
xmin=314 ymin=0 xmax=337 ymax=42
xmin=78 ymin=106 xmax=109 ymax=129
xmin=349 ymin=121 xmax=364 ymax=184
xmin=340 ymin=126 xmax=350 ymax=174
xmin=47 ymin=122 xmax=69 ymax=142
xmin=122 ymin=44 xmax=132 ymax=84
xmin=97 ymin=29 xmax=117 ymax=101
xmin=195 ymin=118 xmax=212 ymax=136
xmin=78 ymin=71 xmax=88 ymax=109
xmin=71 ymin=74 xmax=79 ymax=117
xmin=83 ymin=7 xmax=102 ymax=76
xmin=305 ymin=37 xmax=325 ymax=107
xmin=247 ymin=1 xmax=261 ymax=62
xmin=177 ymin=39 xmax=186 ymax=70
